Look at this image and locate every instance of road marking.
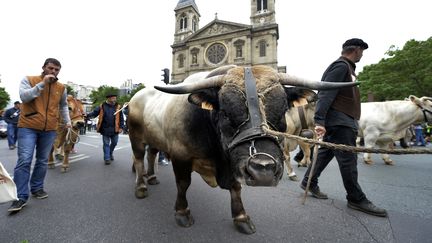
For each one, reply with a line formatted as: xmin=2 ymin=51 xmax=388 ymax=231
xmin=79 ymin=142 xmax=99 ymax=148
xmin=52 ymin=155 xmax=91 ymax=167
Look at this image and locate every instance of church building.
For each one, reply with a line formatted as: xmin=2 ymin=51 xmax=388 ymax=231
xmin=171 ymin=0 xmax=285 ymax=83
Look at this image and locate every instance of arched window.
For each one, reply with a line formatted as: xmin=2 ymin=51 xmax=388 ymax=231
xmin=178 ymin=54 xmax=185 ymax=68
xmin=180 ymin=14 xmax=188 ymax=31
xmin=257 ymin=0 xmax=268 ymax=12
xmin=192 ymin=17 xmax=197 ymax=32
xmin=234 ymin=39 xmax=245 ymax=58
xmin=259 ymin=40 xmax=266 ymax=57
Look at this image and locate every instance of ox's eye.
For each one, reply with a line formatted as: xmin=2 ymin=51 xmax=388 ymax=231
xmin=68 ymin=107 xmax=72 ymax=111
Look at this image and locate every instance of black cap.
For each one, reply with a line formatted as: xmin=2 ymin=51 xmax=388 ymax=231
xmin=14 ymin=101 xmax=21 ymax=105
xmin=342 ymin=38 xmax=368 ymax=49
xmin=106 ymin=94 xmax=118 ymax=98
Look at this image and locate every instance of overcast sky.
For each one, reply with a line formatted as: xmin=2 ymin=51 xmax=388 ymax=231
xmin=0 ymin=0 xmax=430 ymax=103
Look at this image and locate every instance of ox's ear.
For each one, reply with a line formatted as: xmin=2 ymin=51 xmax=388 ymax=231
xmin=283 ymin=86 xmax=317 ymax=108
xmin=188 ymin=90 xmax=218 ymax=111
xmin=409 ymin=95 xmax=420 ymax=105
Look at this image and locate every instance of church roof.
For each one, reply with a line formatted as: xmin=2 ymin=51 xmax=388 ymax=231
xmin=175 ymin=0 xmax=200 ymax=14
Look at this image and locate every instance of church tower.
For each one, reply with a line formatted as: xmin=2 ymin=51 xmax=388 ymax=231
xmin=250 ymin=0 xmax=276 ymax=26
xmin=174 ymin=0 xmax=200 ymax=43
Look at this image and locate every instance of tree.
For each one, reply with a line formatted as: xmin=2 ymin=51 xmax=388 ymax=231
xmin=65 ymin=84 xmax=77 ymax=97
xmin=0 ymin=87 xmax=11 ymax=110
xmin=89 ymin=85 xmax=119 ymax=108
xmin=358 ymin=37 xmax=432 ymax=101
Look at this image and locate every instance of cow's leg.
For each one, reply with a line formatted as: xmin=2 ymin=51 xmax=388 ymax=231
xmin=282 ymin=141 xmax=297 ymax=181
xmin=172 ymin=160 xmax=194 ymax=227
xmin=380 ymin=142 xmax=394 ymax=165
xmin=132 ymin=142 xmax=148 ymax=198
xmin=61 ymin=144 xmax=71 ymax=173
xmin=362 ymin=130 xmax=380 ymax=165
xmin=230 ymin=182 xmax=256 ymax=234
xmin=48 ymin=146 xmax=56 ymax=169
xmin=146 ymin=146 xmax=160 ymax=185
xmin=298 ymin=141 xmax=311 ymax=167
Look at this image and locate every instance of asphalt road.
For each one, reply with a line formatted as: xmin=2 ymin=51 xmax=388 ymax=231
xmin=0 ymin=132 xmax=431 ymax=243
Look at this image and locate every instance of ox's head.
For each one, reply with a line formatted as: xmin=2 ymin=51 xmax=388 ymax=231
xmin=155 ymin=65 xmax=359 ymax=187
xmin=409 ymin=95 xmax=432 ymax=124
xmin=67 ymin=96 xmax=86 ymax=129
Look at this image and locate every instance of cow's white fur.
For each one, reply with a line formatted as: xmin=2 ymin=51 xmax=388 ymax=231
xmin=358 ymin=95 xmax=432 ymax=165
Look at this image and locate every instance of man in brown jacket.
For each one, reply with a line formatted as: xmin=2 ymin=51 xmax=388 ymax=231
xmin=8 ymin=58 xmax=71 ymax=213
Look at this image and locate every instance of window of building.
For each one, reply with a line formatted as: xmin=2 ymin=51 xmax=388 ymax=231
xmin=178 ymin=54 xmax=184 ymax=68
xmin=236 ymin=46 xmax=243 ymax=58
xmin=206 ymin=43 xmax=226 ymax=64
xmin=259 ymin=40 xmax=266 ymax=57
xmin=180 ymin=14 xmax=188 ymax=31
xmin=234 ymin=39 xmax=245 ymax=61
xmin=190 ymin=48 xmax=200 ymax=65
xmin=257 ymin=0 xmax=268 ymax=12
xmin=192 ymin=17 xmax=197 ymax=32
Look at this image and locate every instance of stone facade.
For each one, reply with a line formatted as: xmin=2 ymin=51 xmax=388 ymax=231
xmin=171 ymin=0 xmax=284 ymax=83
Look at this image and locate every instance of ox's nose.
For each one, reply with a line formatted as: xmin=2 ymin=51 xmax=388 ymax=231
xmin=246 ymin=154 xmax=278 ymax=186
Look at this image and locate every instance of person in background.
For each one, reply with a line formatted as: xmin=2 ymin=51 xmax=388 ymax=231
xmin=300 ymin=38 xmax=387 ymax=217
xmin=8 ymin=58 xmax=71 ymax=213
xmin=414 ymin=124 xmax=426 ymax=146
xmin=158 ymin=151 xmax=170 ymax=166
xmin=3 ymin=101 xmax=21 ymax=149
xmin=86 ymin=93 xmax=124 ymax=165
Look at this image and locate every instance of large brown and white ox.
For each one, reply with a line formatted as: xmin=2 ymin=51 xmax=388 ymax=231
xmin=127 ymin=65 xmax=357 ymax=234
xmin=48 ymin=96 xmax=85 ymax=172
xmin=282 ymin=87 xmax=317 ymax=181
xmin=358 ymin=95 xmax=432 ymax=165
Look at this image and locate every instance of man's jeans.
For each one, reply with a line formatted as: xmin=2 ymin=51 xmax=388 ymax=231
xmin=7 ymin=123 xmax=18 ymax=147
xmin=103 ymin=134 xmax=119 ymax=160
xmin=13 ymin=128 xmax=57 ymax=201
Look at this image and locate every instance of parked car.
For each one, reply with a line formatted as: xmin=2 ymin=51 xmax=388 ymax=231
xmin=0 ymin=120 xmax=7 ymax=138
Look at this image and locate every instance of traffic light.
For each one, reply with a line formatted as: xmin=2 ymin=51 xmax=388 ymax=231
xmin=161 ymin=68 xmax=170 ymax=84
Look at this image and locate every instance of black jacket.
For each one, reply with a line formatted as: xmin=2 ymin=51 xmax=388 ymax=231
xmin=314 ymin=57 xmax=359 ymax=130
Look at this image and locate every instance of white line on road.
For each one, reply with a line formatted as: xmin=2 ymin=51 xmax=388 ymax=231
xmin=79 ymin=142 xmax=99 ymax=148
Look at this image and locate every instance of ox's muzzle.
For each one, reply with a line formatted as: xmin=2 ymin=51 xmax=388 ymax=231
xmin=73 ymin=120 xmax=85 ymax=129
xmin=245 ymin=140 xmax=283 ymax=186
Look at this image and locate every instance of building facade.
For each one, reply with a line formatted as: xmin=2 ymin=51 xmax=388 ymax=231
xmin=171 ymin=0 xmax=284 ymax=83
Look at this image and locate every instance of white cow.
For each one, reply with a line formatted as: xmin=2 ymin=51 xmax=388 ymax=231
xmin=358 ymin=95 xmax=432 ymax=165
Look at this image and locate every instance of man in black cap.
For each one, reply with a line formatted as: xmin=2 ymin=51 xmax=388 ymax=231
xmin=3 ymin=101 xmax=21 ymax=149
xmin=86 ymin=93 xmax=124 ymax=164
xmin=300 ymin=38 xmax=388 ymax=217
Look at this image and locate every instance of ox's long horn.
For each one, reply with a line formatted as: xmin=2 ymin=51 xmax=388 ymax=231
xmin=278 ymin=73 xmax=360 ymax=90
xmin=154 ymin=75 xmax=225 ymax=94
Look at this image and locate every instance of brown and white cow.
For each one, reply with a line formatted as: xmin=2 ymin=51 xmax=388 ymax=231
xmin=358 ymin=95 xmax=432 ymax=165
xmin=48 ymin=95 xmax=85 ymax=172
xmin=127 ymin=65 xmax=358 ymax=234
xmin=282 ymin=87 xmax=317 ymax=180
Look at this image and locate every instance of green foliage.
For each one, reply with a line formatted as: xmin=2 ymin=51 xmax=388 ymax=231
xmin=358 ymin=37 xmax=432 ymax=101
xmin=89 ymin=85 xmax=120 ymax=108
xmin=0 ymin=87 xmax=11 ymax=110
xmin=65 ymin=84 xmax=77 ymax=97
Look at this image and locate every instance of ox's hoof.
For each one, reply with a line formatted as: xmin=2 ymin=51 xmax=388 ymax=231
xmin=48 ymin=164 xmax=55 ymax=169
xmin=175 ymin=209 xmax=194 ymax=227
xmin=364 ymin=159 xmax=374 ymax=165
xmin=233 ymin=216 xmax=256 ymax=234
xmin=384 ymin=160 xmax=394 ymax=165
xmin=61 ymin=167 xmax=69 ymax=173
xmin=147 ymin=175 xmax=160 ymax=185
xmin=297 ymin=163 xmax=307 ymax=168
xmin=288 ymin=173 xmax=298 ymax=181
xmin=135 ymin=186 xmax=148 ymax=198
